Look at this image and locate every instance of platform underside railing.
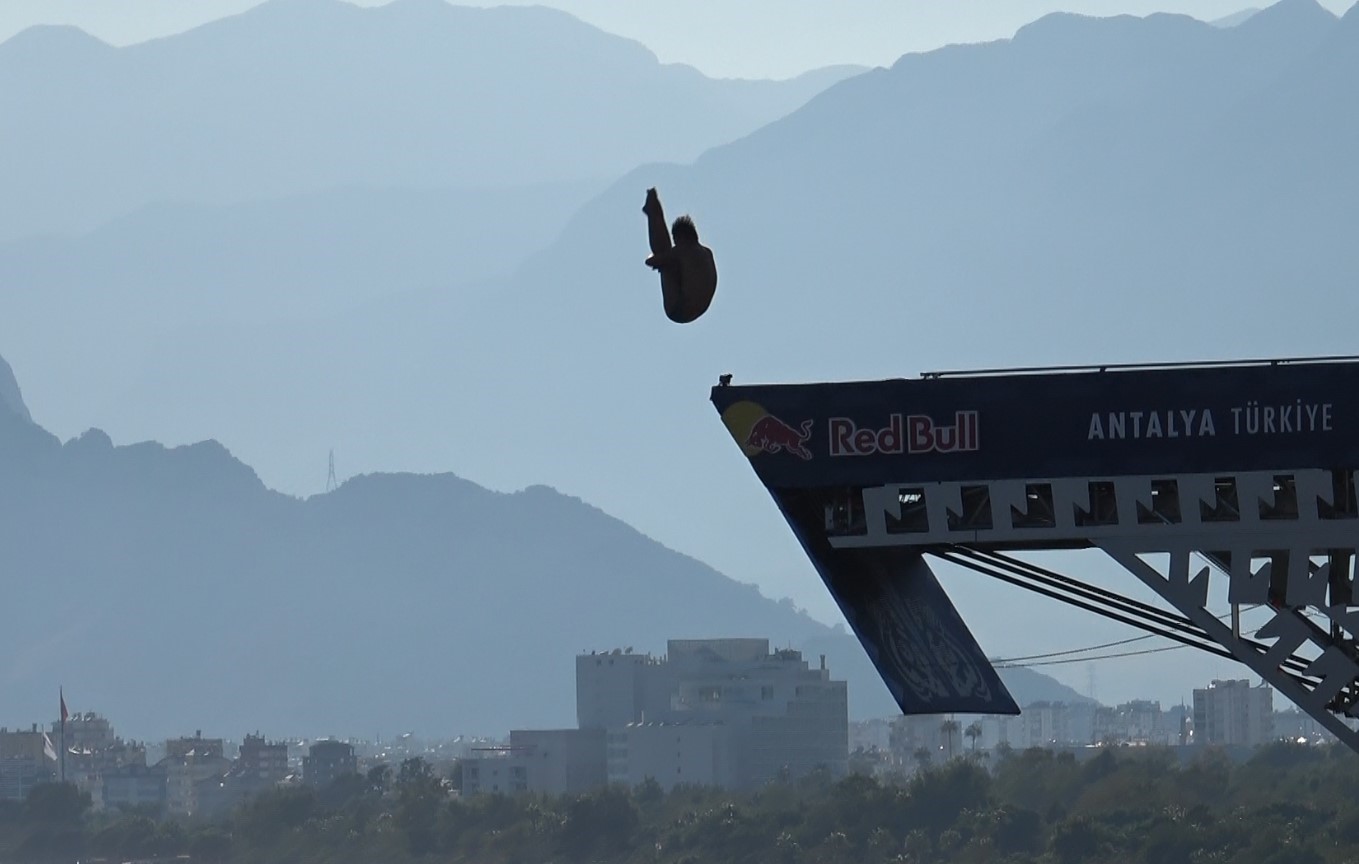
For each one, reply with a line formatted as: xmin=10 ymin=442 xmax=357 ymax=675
xmin=819 ymin=467 xmax=1359 ymax=750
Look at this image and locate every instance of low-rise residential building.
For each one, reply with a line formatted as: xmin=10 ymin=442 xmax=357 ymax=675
xmin=238 ymin=734 xmax=289 ymax=784
xmin=161 ymin=733 xmax=231 ymax=818
xmin=304 ymin=740 xmax=357 ymax=788
xmin=0 ymin=726 xmax=55 ymax=800
xmin=102 ymin=762 xmax=167 ymax=812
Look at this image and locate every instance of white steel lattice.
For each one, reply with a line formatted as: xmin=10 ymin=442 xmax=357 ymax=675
xmin=827 ymin=467 xmax=1359 ymax=749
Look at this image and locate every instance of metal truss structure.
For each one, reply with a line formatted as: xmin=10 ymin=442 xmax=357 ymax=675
xmin=831 ymin=467 xmax=1359 ymax=750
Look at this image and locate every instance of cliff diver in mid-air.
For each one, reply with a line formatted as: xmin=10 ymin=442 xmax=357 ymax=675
xmin=643 ymin=187 xmax=717 ymax=324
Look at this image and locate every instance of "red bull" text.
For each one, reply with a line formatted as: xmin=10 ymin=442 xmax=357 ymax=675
xmin=828 ymin=412 xmax=979 ymax=457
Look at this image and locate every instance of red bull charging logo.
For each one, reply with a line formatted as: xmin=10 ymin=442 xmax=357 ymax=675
xmin=722 ymin=401 xmax=814 ymax=461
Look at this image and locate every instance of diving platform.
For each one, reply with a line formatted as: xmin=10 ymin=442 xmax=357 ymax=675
xmin=712 ymin=356 xmax=1359 ymax=750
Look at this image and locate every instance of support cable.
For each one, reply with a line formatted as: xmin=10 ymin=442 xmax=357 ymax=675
xmin=996 ymin=644 xmax=1187 ymax=668
xmin=934 ymin=547 xmax=1318 ymax=685
xmin=973 ymin=554 xmax=1331 ymax=681
xmin=937 ymin=550 xmax=1232 ymax=660
xmin=945 ymin=547 xmax=1209 ymax=640
xmin=972 ymin=548 xmax=1208 ymax=631
xmin=992 ymin=633 xmax=1156 ymax=663
xmin=992 ymin=605 xmax=1267 ymax=664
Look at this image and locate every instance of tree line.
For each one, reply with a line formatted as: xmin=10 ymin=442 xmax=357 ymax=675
xmin=3 ymin=742 xmax=1359 ymax=863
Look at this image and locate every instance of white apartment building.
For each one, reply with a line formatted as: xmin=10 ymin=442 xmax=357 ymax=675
xmin=578 ymin=638 xmax=848 ymax=790
xmin=461 ymin=729 xmax=605 ymax=796
xmin=1193 ymin=679 xmax=1273 ymax=746
xmin=606 ymin=721 xmax=735 ymax=790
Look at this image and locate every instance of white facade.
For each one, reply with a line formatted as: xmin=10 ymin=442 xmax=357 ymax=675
xmin=164 ymin=755 xmax=230 ymax=816
xmin=1194 ymin=679 xmax=1273 ymax=746
xmin=462 ymin=729 xmax=605 ymax=796
xmin=576 ymin=652 xmax=653 ymax=729
xmin=606 ymin=722 xmax=735 ymax=790
xmin=579 ymin=639 xmax=848 ymax=790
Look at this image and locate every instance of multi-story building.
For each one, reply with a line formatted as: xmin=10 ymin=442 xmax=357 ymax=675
xmin=606 ymin=721 xmax=735 ymax=789
xmin=0 ymin=725 xmax=55 ymax=800
xmin=0 ymin=726 xmax=49 ymax=763
xmin=1103 ymin=700 xmax=1166 ymax=744
xmin=183 ymin=733 xmax=291 ymax=819
xmin=161 ymin=733 xmax=230 ymax=817
xmin=578 ymin=638 xmax=848 ymax=790
xmin=53 ymin=712 xmax=115 ymax=755
xmin=237 ymin=734 xmax=289 ymax=784
xmin=462 ymin=729 xmax=606 ymax=796
xmin=1016 ymin=701 xmax=1099 ymax=748
xmin=47 ymin=713 xmax=145 ymax=791
xmin=102 ymin=762 xmax=167 ymax=812
xmin=576 ymin=651 xmax=657 ymax=729
xmin=303 ymin=740 xmax=357 ymax=788
xmin=1193 ymin=679 xmax=1273 ymax=746
xmin=1274 ymin=707 xmax=1332 ymax=744
xmin=165 ymin=731 xmax=224 ymax=761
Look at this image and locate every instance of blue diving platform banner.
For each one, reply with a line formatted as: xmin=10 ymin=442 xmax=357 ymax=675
xmin=712 ymin=361 xmax=1359 ymax=489
xmin=812 ymin=543 xmax=1019 ymax=715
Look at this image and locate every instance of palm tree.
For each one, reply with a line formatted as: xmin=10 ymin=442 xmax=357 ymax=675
xmin=965 ymin=721 xmax=983 ymax=755
xmin=994 ymin=740 xmax=1014 ymax=763
xmin=940 ymin=717 xmax=961 ymax=761
xmin=912 ymin=746 xmax=932 ymax=773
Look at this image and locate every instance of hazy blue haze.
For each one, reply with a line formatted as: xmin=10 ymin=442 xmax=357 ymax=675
xmin=2 ymin=0 xmax=1356 ymax=710
xmin=0 ymin=0 xmax=861 ymax=240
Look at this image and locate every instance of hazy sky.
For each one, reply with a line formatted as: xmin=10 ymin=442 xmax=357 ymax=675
xmin=3 ymin=0 xmax=1355 ymax=79
xmin=3 ymin=0 xmax=1355 ymax=712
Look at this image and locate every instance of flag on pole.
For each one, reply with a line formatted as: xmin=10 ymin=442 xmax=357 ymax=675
xmin=59 ymin=687 xmax=67 ymax=784
xmin=42 ymin=733 xmax=57 ymax=762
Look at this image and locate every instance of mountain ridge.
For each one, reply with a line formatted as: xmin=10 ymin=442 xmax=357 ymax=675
xmin=0 ymin=354 xmax=30 ymax=423
xmin=0 ymin=0 xmax=864 ymax=241
xmin=0 ymin=352 xmax=1094 ymax=736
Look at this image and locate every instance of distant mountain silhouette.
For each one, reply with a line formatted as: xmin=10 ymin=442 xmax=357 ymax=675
xmin=999 ymin=667 xmax=1097 ymax=707
xmin=0 ymin=353 xmax=1093 ymax=737
xmin=0 ymin=353 xmax=30 ymax=422
xmin=0 ymin=0 xmax=863 ymax=240
xmin=1211 ymin=8 xmax=1263 ymax=27
xmin=7 ymin=0 xmax=1354 ymax=708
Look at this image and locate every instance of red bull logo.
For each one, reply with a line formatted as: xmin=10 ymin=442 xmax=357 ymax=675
xmin=829 ymin=411 xmax=979 ymax=457
xmin=721 ymin=401 xmax=814 ymax=461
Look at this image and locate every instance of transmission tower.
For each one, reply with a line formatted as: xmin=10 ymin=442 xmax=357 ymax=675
xmin=326 ymin=449 xmax=339 ymax=492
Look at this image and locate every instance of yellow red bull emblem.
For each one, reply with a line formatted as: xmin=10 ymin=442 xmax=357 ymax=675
xmin=721 ymin=401 xmax=814 ymax=461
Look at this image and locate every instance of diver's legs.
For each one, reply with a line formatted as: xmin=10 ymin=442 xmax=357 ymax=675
xmin=659 ymin=271 xmax=686 ymax=322
xmin=644 ymin=189 xmax=671 ymax=257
